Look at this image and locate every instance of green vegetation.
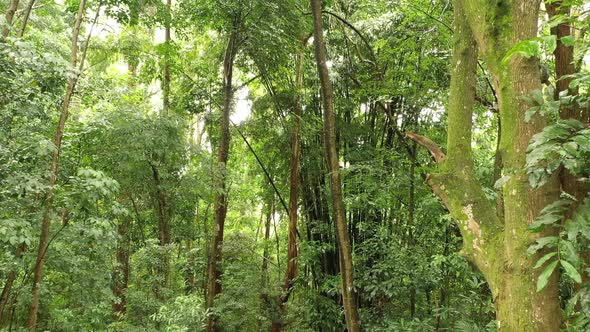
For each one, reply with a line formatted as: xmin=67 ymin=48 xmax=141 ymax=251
xmin=0 ymin=0 xmax=589 ymax=331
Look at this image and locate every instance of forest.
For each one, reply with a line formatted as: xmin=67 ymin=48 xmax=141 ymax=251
xmin=1 ymin=0 xmax=589 ymax=331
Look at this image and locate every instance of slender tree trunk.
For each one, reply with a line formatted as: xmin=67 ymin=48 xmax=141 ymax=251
xmin=205 ymin=26 xmax=238 ymax=332
xmin=112 ymin=217 xmax=130 ymax=319
xmin=149 ymin=163 xmax=171 ymax=247
xmin=27 ymin=1 xmax=87 ymax=330
xmin=149 ymin=161 xmax=171 ymax=294
xmin=1 ymin=0 xmax=19 ymax=38
xmin=408 ymin=1 xmax=562 ymax=330
xmin=270 ymin=38 xmax=307 ymax=332
xmin=257 ymin=200 xmax=273 ymax=330
xmin=185 ymin=239 xmax=196 ymax=293
xmin=162 ymin=0 xmax=172 ymax=115
xmin=0 ymin=243 xmax=26 ymax=325
xmin=261 ymin=200 xmax=272 ymax=290
xmin=17 ymin=0 xmax=35 ymax=38
xmin=545 ymin=1 xmax=590 ymax=287
xmin=309 ymin=1 xmax=361 ymax=330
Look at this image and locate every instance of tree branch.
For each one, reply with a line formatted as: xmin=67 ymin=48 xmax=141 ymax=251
xmin=405 ymin=132 xmax=446 ymax=163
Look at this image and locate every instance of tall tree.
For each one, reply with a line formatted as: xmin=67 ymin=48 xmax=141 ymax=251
xmin=407 ymin=0 xmax=570 ymax=329
xmin=27 ymin=1 xmax=88 ymax=330
xmin=309 ymin=0 xmax=361 ymax=330
xmin=205 ymin=19 xmax=239 ymax=332
xmin=271 ymin=36 xmax=307 ymax=332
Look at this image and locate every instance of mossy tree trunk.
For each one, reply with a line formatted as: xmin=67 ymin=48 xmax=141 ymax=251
xmin=408 ymin=1 xmax=562 ymax=330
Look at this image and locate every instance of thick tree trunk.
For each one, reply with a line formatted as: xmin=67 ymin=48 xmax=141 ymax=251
xmin=271 ymin=38 xmax=306 ymax=332
xmin=309 ymin=1 xmax=361 ymax=331
xmin=205 ymin=27 xmax=237 ymax=332
xmin=1 ymin=0 xmax=19 ymax=38
xmin=27 ymin=1 xmax=87 ymax=330
xmin=17 ymin=0 xmax=35 ymax=37
xmin=408 ymin=1 xmax=562 ymax=330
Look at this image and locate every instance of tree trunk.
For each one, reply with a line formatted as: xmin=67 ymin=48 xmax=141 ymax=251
xmin=205 ymin=27 xmax=237 ymax=332
xmin=1 ymin=0 xmax=19 ymax=38
xmin=545 ymin=0 xmax=590 ymax=287
xmin=162 ymin=0 xmax=172 ymax=115
xmin=17 ymin=0 xmax=35 ymax=38
xmin=270 ymin=37 xmax=307 ymax=332
xmin=408 ymin=1 xmax=562 ymax=330
xmin=148 ymin=161 xmax=171 ymax=296
xmin=0 ymin=243 xmax=26 ymax=325
xmin=27 ymin=1 xmax=87 ymax=330
xmin=112 ymin=217 xmax=130 ymax=319
xmin=309 ymin=1 xmax=361 ymax=331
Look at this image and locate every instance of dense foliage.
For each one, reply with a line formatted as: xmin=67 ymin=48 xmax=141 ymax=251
xmin=0 ymin=0 xmax=589 ymax=331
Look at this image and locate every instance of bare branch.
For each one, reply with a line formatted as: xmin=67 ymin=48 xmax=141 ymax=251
xmin=405 ymin=132 xmax=446 ymax=163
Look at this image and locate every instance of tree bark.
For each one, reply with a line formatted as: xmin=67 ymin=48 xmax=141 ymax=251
xmin=545 ymin=0 xmax=590 ymax=288
xmin=17 ymin=0 xmax=35 ymax=38
xmin=270 ymin=37 xmax=307 ymax=332
xmin=408 ymin=1 xmax=562 ymax=330
xmin=205 ymin=26 xmax=238 ymax=332
xmin=309 ymin=1 xmax=361 ymax=331
xmin=27 ymin=1 xmax=87 ymax=330
xmin=1 ymin=0 xmax=19 ymax=38
xmin=0 ymin=243 xmax=26 ymax=325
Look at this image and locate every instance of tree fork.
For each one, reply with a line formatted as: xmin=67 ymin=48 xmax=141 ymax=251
xmin=409 ymin=1 xmax=563 ymax=330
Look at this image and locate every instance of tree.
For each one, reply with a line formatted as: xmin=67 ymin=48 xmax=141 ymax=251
xmin=27 ymin=1 xmax=88 ymax=330
xmin=1 ymin=0 xmax=19 ymax=38
xmin=205 ymin=16 xmax=239 ymax=332
xmin=407 ymin=0 xmax=576 ymax=329
xmin=310 ymin=0 xmax=361 ymax=330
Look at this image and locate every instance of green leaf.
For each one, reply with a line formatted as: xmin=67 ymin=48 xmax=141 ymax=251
xmin=502 ymin=40 xmax=540 ymax=64
xmin=537 ymin=260 xmax=558 ymax=292
xmin=527 ymin=236 xmax=559 ymax=255
xmin=534 ymin=252 xmax=557 ymax=269
xmin=560 ymin=260 xmax=582 ymax=283
xmin=560 ymin=36 xmax=575 ymax=47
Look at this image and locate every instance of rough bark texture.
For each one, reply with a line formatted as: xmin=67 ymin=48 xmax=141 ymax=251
xmin=270 ymin=38 xmax=306 ymax=332
xmin=205 ymin=27 xmax=237 ymax=332
xmin=408 ymin=1 xmax=562 ymax=330
xmin=545 ymin=0 xmax=590 ymax=287
xmin=27 ymin=1 xmax=87 ymax=330
xmin=1 ymin=0 xmax=19 ymax=38
xmin=310 ymin=0 xmax=361 ymax=331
